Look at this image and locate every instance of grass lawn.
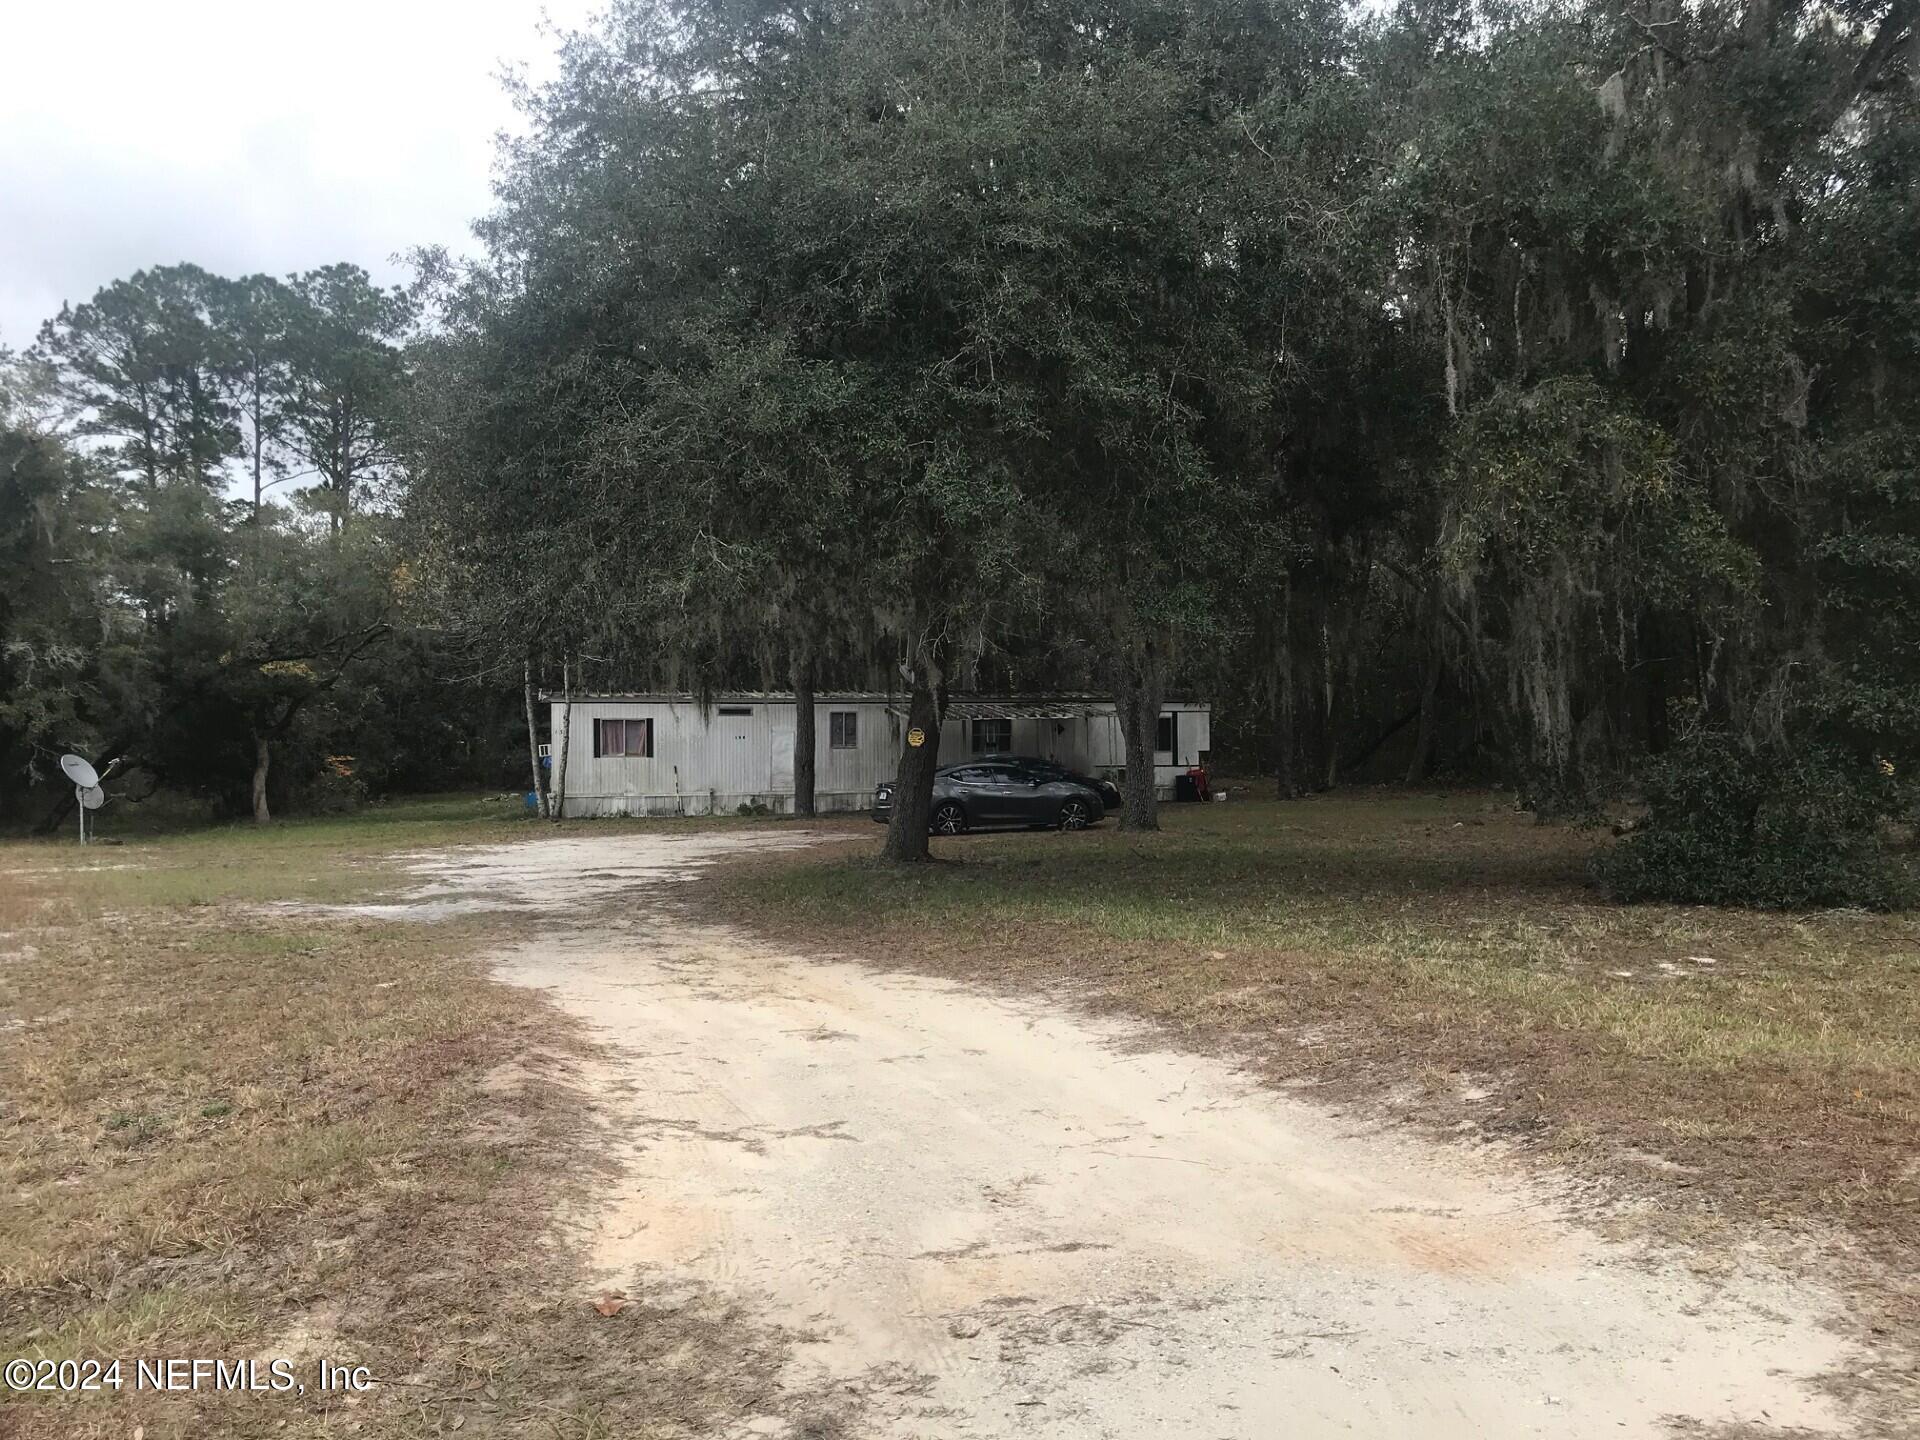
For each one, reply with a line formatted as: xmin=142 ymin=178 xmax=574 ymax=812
xmin=0 ymin=795 xmax=795 ymax=1439
xmin=9 ymin=787 xmax=1917 ymax=1431
xmin=699 ymin=790 xmax=1920 ymax=1338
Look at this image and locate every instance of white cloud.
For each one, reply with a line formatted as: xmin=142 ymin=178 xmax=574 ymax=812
xmin=0 ymin=0 xmax=601 ymax=348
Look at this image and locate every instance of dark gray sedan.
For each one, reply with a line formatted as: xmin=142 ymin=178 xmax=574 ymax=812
xmin=995 ymin=756 xmax=1124 ymax=812
xmin=872 ymin=760 xmax=1105 ymax=834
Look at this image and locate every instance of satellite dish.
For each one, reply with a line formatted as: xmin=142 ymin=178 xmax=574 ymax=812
xmin=80 ymin=784 xmax=105 ymax=811
xmin=60 ymin=754 xmax=100 ymax=788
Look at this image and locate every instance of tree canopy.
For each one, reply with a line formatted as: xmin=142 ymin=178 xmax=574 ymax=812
xmin=9 ymin=0 xmax=1917 ymax=899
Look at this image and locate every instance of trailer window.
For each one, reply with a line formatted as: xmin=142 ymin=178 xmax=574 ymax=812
xmin=829 ymin=711 xmax=858 ymax=749
xmin=1156 ymin=713 xmax=1176 ymax=755
xmin=971 ymin=717 xmax=1012 ymax=754
xmin=593 ymin=717 xmax=652 ymax=757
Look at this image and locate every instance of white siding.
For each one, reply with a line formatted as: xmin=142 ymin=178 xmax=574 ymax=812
xmin=815 ymin=703 xmax=901 ymax=808
xmin=1080 ymin=703 xmax=1212 ymax=796
xmin=937 ymin=714 xmax=1090 ymax=767
xmin=552 ymin=700 xmax=771 ymax=818
xmin=546 ymin=696 xmax=1212 ymax=816
xmin=550 ymin=698 xmax=903 ymax=817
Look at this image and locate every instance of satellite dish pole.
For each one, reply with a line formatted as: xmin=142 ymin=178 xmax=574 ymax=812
xmin=60 ymin=754 xmax=101 ymax=846
xmin=80 ymin=784 xmax=106 ymax=845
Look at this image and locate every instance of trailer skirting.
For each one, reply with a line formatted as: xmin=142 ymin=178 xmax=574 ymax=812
xmin=560 ymin=783 xmax=1178 ymax=819
xmin=559 ymin=790 xmax=876 ymax=819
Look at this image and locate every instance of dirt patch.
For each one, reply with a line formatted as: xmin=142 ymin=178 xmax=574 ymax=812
xmin=269 ymin=828 xmax=834 ymax=921
xmin=482 ymin=846 xmax=1860 ymax=1439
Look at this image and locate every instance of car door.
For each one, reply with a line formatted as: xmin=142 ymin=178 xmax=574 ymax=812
xmin=967 ymin=763 xmax=1031 ymax=825
xmin=942 ymin=766 xmax=995 ymax=823
xmin=1008 ymin=761 xmax=1068 ymax=822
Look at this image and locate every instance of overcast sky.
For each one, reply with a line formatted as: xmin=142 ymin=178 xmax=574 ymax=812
xmin=0 ymin=0 xmax=601 ymax=350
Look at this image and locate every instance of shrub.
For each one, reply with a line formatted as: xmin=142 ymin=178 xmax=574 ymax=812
xmin=300 ymin=755 xmax=370 ymax=815
xmin=1595 ymin=732 xmax=1912 ymax=910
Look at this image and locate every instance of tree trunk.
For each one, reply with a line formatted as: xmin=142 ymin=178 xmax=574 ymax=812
xmin=252 ymin=733 xmax=272 ymax=824
xmin=1272 ymin=581 xmax=1298 ymax=799
xmin=1387 ymin=561 xmax=1527 ymax=796
xmin=881 ymin=679 xmax=942 ymax=862
xmin=1405 ymin=648 xmax=1442 ymax=784
xmin=549 ymin=657 xmax=573 ymax=823
xmin=1320 ymin=617 xmax=1339 ymax=791
xmin=1646 ymin=664 xmax=1670 ymax=755
xmin=1273 ymin=671 xmax=1299 ymax=799
xmin=250 ymin=377 xmax=266 ymax=516
xmin=1118 ymin=688 xmax=1162 ymax=830
xmin=1113 ymin=641 xmax=1164 ymax=832
xmin=793 ymin=655 xmax=817 ymax=818
xmin=523 ymin=657 xmax=549 ymax=819
xmin=1341 ymin=704 xmax=1421 ymax=778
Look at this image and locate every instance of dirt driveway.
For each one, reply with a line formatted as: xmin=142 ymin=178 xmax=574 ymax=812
xmin=392 ymin=830 xmax=1853 ymax=1439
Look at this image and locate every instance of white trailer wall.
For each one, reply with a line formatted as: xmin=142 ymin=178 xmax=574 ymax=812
xmin=550 ymin=697 xmax=902 ymax=818
xmin=1081 ymin=702 xmax=1213 ymax=792
xmin=813 ymin=702 xmax=903 ymax=810
xmin=934 ymin=714 xmax=1090 ymax=769
xmin=548 ymin=695 xmax=1211 ymax=817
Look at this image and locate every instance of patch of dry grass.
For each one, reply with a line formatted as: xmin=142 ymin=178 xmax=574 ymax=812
xmin=0 ymin=800 xmax=820 ymax=1438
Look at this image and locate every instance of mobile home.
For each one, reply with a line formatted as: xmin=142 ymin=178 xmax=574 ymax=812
xmin=540 ymin=692 xmax=1211 ymax=818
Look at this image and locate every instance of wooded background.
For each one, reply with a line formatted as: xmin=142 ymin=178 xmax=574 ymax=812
xmin=4 ymin=0 xmax=1915 ymax=897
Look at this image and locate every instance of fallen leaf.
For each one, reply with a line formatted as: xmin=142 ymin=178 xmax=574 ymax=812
xmin=592 ymin=1292 xmax=630 ymax=1318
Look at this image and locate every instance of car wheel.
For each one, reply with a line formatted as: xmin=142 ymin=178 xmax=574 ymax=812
xmin=1058 ymin=798 xmax=1091 ymax=831
xmin=932 ymin=801 xmax=968 ymax=836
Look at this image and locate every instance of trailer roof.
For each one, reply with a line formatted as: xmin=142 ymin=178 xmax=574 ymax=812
xmin=540 ymin=690 xmax=896 ymax=703
xmin=894 ymin=699 xmax=1101 ymax=720
xmin=538 ymin=690 xmax=1207 ymax=711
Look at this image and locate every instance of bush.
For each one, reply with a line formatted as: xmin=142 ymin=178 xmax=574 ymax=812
xmin=1595 ymin=733 xmax=1912 ymax=910
xmin=299 ymin=755 xmax=370 ymax=815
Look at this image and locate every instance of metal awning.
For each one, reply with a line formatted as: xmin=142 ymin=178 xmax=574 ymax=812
xmin=886 ymin=699 xmax=1102 ymax=721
